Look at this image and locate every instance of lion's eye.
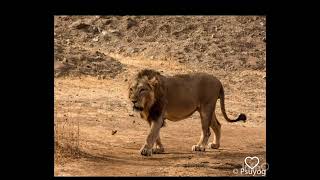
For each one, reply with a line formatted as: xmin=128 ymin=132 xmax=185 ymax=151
xmin=129 ymin=88 xmax=133 ymax=91
xmin=140 ymin=88 xmax=146 ymax=94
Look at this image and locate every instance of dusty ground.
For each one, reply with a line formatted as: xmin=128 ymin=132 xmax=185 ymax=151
xmin=54 ymin=16 xmax=266 ymax=176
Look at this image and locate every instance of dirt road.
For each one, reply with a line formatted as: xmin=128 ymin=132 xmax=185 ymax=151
xmin=54 ymin=54 xmax=266 ymax=176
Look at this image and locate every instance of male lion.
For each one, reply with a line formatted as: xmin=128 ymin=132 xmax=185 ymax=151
xmin=128 ymin=69 xmax=246 ymax=156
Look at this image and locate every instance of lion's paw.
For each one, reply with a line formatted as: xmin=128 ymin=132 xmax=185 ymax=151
xmin=140 ymin=145 xmax=152 ymax=156
xmin=208 ymin=143 xmax=220 ymax=149
xmin=192 ymin=145 xmax=206 ymax=151
xmin=152 ymin=147 xmax=165 ymax=154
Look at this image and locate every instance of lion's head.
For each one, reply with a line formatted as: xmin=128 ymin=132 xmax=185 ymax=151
xmin=128 ymin=69 xmax=162 ymax=113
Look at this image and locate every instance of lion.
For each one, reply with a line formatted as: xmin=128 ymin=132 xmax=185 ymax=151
xmin=128 ymin=69 xmax=246 ymax=156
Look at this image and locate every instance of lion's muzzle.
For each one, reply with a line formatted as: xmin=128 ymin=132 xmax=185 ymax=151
xmin=131 ymin=100 xmax=144 ymax=111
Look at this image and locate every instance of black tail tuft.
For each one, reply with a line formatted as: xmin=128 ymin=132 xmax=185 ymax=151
xmin=237 ymin=113 xmax=247 ymax=122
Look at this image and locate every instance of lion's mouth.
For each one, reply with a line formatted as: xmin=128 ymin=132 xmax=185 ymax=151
xmin=133 ymin=105 xmax=144 ymax=112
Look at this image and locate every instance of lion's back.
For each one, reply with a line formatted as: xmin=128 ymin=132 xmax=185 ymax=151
xmin=168 ymin=73 xmax=221 ymax=87
xmin=165 ymin=73 xmax=222 ymax=102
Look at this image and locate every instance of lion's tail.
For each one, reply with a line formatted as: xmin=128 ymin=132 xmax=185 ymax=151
xmin=219 ymin=86 xmax=246 ymax=122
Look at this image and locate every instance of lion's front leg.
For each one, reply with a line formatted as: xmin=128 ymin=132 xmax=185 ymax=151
xmin=139 ymin=144 xmax=153 ymax=156
xmin=152 ymin=135 xmax=165 ymax=154
xmin=140 ymin=119 xmax=162 ymax=156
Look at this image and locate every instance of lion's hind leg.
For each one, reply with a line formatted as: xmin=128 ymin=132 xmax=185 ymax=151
xmin=192 ymin=104 xmax=213 ymax=152
xmin=208 ymin=112 xmax=221 ymax=149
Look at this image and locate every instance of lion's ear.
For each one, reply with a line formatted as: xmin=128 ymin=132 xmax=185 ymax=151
xmin=148 ymin=77 xmax=158 ymax=88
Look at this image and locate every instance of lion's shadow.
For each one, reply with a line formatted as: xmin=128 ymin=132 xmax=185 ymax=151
xmin=78 ymin=148 xmax=266 ymax=167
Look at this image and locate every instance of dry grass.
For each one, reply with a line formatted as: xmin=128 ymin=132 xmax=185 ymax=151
xmin=54 ymin=84 xmax=81 ymax=164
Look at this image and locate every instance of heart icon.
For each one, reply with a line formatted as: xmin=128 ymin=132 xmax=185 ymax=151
xmin=245 ymin=156 xmax=259 ymax=169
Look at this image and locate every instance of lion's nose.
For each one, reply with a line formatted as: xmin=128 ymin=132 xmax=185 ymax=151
xmin=131 ymin=100 xmax=137 ymax=104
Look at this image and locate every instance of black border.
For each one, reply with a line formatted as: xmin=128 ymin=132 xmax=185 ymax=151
xmin=25 ymin=0 xmax=281 ymax=179
xmin=49 ymin=0 xmax=268 ymax=15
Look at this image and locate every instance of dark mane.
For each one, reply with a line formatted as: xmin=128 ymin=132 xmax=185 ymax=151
xmin=136 ymin=69 xmax=166 ymax=127
xmin=137 ymin=69 xmax=161 ymax=79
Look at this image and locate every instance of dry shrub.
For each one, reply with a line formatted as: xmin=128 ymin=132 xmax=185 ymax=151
xmin=54 ymin=103 xmax=81 ymax=164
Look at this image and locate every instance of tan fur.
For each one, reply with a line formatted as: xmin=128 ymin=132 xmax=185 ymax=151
xmin=128 ymin=69 xmax=246 ymax=156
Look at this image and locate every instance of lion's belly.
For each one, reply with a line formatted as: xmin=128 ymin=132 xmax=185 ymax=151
xmin=165 ymin=104 xmax=198 ymax=121
xmin=164 ymin=84 xmax=199 ymax=121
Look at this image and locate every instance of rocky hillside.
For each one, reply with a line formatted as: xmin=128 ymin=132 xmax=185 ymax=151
xmin=54 ymin=16 xmax=266 ymax=77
